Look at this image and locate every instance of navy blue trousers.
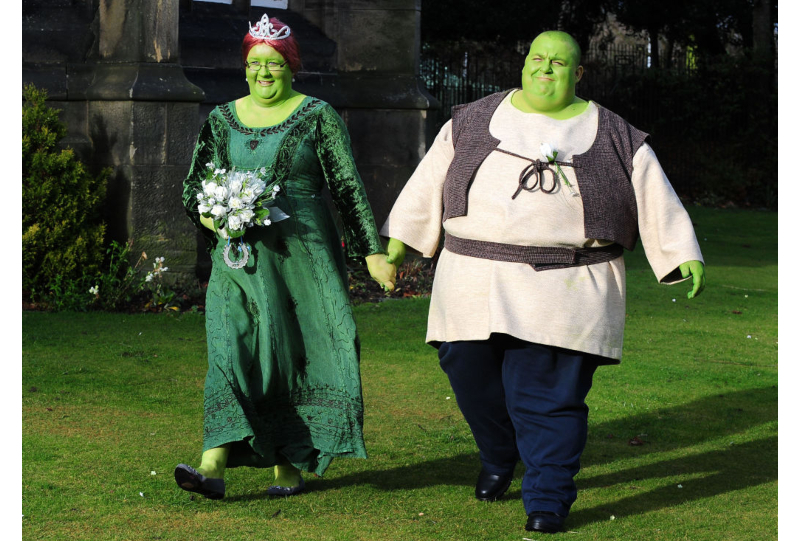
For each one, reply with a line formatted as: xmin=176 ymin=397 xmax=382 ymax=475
xmin=438 ymin=334 xmax=599 ymax=516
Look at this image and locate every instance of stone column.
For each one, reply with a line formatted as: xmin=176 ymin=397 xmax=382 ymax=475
xmin=85 ymin=0 xmax=204 ymax=281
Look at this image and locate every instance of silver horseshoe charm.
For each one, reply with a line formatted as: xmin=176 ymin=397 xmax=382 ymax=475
xmin=223 ymin=241 xmax=250 ymax=269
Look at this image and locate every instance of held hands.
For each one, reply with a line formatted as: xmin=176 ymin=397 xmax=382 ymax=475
xmin=679 ymin=260 xmax=705 ymax=299
xmin=365 ymin=253 xmax=397 ymax=292
xmin=386 ymin=238 xmax=407 ymax=267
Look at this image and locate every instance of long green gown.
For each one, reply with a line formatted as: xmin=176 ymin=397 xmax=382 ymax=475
xmin=181 ymin=97 xmax=383 ymax=475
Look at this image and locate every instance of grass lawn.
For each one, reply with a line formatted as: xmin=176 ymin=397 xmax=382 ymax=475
xmin=22 ymin=206 xmax=777 ymax=540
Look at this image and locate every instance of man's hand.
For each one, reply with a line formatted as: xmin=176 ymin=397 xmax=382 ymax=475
xmin=679 ymin=260 xmax=705 ymax=299
xmin=366 ymin=253 xmax=397 ymax=292
xmin=387 ymin=238 xmax=407 ymax=267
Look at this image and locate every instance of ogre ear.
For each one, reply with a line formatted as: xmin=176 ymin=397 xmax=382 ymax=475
xmin=575 ymin=65 xmax=584 ymax=83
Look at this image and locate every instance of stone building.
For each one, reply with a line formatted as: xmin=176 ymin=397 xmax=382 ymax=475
xmin=22 ymin=0 xmax=435 ymax=282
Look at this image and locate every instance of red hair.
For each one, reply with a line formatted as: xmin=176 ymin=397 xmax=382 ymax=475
xmin=241 ymin=17 xmax=302 ymax=74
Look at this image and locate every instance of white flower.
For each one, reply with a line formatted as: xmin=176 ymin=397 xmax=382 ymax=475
xmin=228 ymin=197 xmax=243 ymax=210
xmin=161 ymin=267 xmax=169 ymax=272
xmin=213 ymin=186 xmax=229 ymax=201
xmin=241 ymin=188 xmax=257 ymax=204
xmin=228 ymin=214 xmax=243 ymax=230
xmin=540 ymin=142 xmax=557 ymax=162
xmin=89 ymin=285 xmax=99 ymax=295
xmin=211 ymin=204 xmax=227 ymax=218
xmin=239 ymin=209 xmax=255 ymax=222
xmin=156 ymin=257 xmax=165 ymax=263
xmin=205 ymin=162 xmax=214 ymax=169
xmin=145 ymin=273 xmax=154 ymax=282
xmin=198 ymin=202 xmax=212 ymax=214
xmin=229 ymin=179 xmax=244 ymax=195
xmin=202 ymin=181 xmax=218 ymax=197
xmin=273 ymin=185 xmax=281 ymax=193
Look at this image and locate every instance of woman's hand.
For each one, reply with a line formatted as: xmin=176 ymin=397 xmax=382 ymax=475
xmin=365 ymin=253 xmax=397 ymax=292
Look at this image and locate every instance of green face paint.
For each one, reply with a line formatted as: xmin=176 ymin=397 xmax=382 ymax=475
xmin=245 ymin=44 xmax=294 ymax=106
xmin=515 ymin=32 xmax=585 ymax=117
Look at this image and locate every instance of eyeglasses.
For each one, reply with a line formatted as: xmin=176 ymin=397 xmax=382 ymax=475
xmin=246 ymin=60 xmax=288 ymax=72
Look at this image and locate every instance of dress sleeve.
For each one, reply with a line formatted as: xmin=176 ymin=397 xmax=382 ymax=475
xmin=379 ymin=120 xmax=454 ymax=258
xmin=632 ymin=143 xmax=704 ymax=284
xmin=182 ymin=112 xmax=229 ymax=252
xmin=314 ymin=105 xmax=384 ymax=258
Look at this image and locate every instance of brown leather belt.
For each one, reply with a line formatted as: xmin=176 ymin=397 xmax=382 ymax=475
xmin=444 ymin=233 xmax=624 ymax=271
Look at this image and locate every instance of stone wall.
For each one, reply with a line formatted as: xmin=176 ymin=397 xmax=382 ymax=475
xmin=22 ymin=0 xmax=437 ymax=284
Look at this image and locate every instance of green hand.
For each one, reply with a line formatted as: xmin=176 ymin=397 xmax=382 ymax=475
xmin=387 ymin=238 xmax=407 ymax=267
xmin=365 ymin=253 xmax=397 ymax=292
xmin=679 ymin=260 xmax=706 ymax=299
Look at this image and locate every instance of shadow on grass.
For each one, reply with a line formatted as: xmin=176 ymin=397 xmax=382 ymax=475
xmin=225 ymin=386 xmax=777 ymax=529
xmin=583 ymin=385 xmax=777 ymax=467
xmin=569 ymin=435 xmax=777 ymax=528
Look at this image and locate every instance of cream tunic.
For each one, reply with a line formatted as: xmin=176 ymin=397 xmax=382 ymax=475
xmin=381 ymin=94 xmax=703 ymax=361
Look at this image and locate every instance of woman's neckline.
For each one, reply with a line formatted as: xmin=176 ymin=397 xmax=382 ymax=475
xmin=230 ymin=95 xmax=312 ymax=130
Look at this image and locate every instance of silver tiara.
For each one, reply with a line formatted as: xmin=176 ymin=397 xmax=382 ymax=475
xmin=249 ymin=13 xmax=291 ymax=40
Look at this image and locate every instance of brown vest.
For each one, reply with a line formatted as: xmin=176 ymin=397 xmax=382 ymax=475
xmin=442 ymin=90 xmax=649 ymax=251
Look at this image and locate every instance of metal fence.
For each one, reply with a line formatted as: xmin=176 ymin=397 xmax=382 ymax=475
xmin=419 ymin=42 xmax=699 ymax=193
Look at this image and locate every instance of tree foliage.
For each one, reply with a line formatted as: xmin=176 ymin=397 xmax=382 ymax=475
xmin=22 ymin=84 xmax=110 ymax=298
xmin=421 ymin=0 xmax=611 ymax=51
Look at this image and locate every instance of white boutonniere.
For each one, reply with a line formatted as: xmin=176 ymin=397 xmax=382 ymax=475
xmin=540 ymin=143 xmax=579 ymax=197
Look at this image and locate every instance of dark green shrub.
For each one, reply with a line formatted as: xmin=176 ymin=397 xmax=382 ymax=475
xmin=22 ymin=84 xmax=111 ymax=302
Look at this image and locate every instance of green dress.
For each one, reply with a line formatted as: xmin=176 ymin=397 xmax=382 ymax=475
xmin=182 ymin=97 xmax=383 ymax=475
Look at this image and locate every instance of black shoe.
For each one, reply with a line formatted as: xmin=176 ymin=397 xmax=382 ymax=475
xmin=174 ymin=464 xmax=225 ymax=500
xmin=525 ymin=511 xmax=565 ymax=534
xmin=474 ymin=469 xmax=513 ymax=501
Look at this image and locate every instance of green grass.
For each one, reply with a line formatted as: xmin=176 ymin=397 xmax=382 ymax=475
xmin=22 ymin=206 xmax=777 ymax=540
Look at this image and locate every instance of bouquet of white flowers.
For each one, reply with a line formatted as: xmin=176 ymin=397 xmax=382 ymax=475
xmin=196 ymin=163 xmax=289 ymax=268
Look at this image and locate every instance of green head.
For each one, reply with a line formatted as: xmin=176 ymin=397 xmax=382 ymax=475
xmin=515 ymin=31 xmax=585 ymax=116
xmin=245 ymin=43 xmax=294 ymax=106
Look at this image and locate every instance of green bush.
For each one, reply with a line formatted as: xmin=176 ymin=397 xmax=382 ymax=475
xmin=22 ymin=84 xmax=111 ymax=302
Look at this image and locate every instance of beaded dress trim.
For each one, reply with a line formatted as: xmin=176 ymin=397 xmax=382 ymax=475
xmin=219 ymin=99 xmax=322 ymax=136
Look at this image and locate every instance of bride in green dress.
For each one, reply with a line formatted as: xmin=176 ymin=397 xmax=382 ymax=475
xmin=175 ymin=13 xmax=396 ymax=499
